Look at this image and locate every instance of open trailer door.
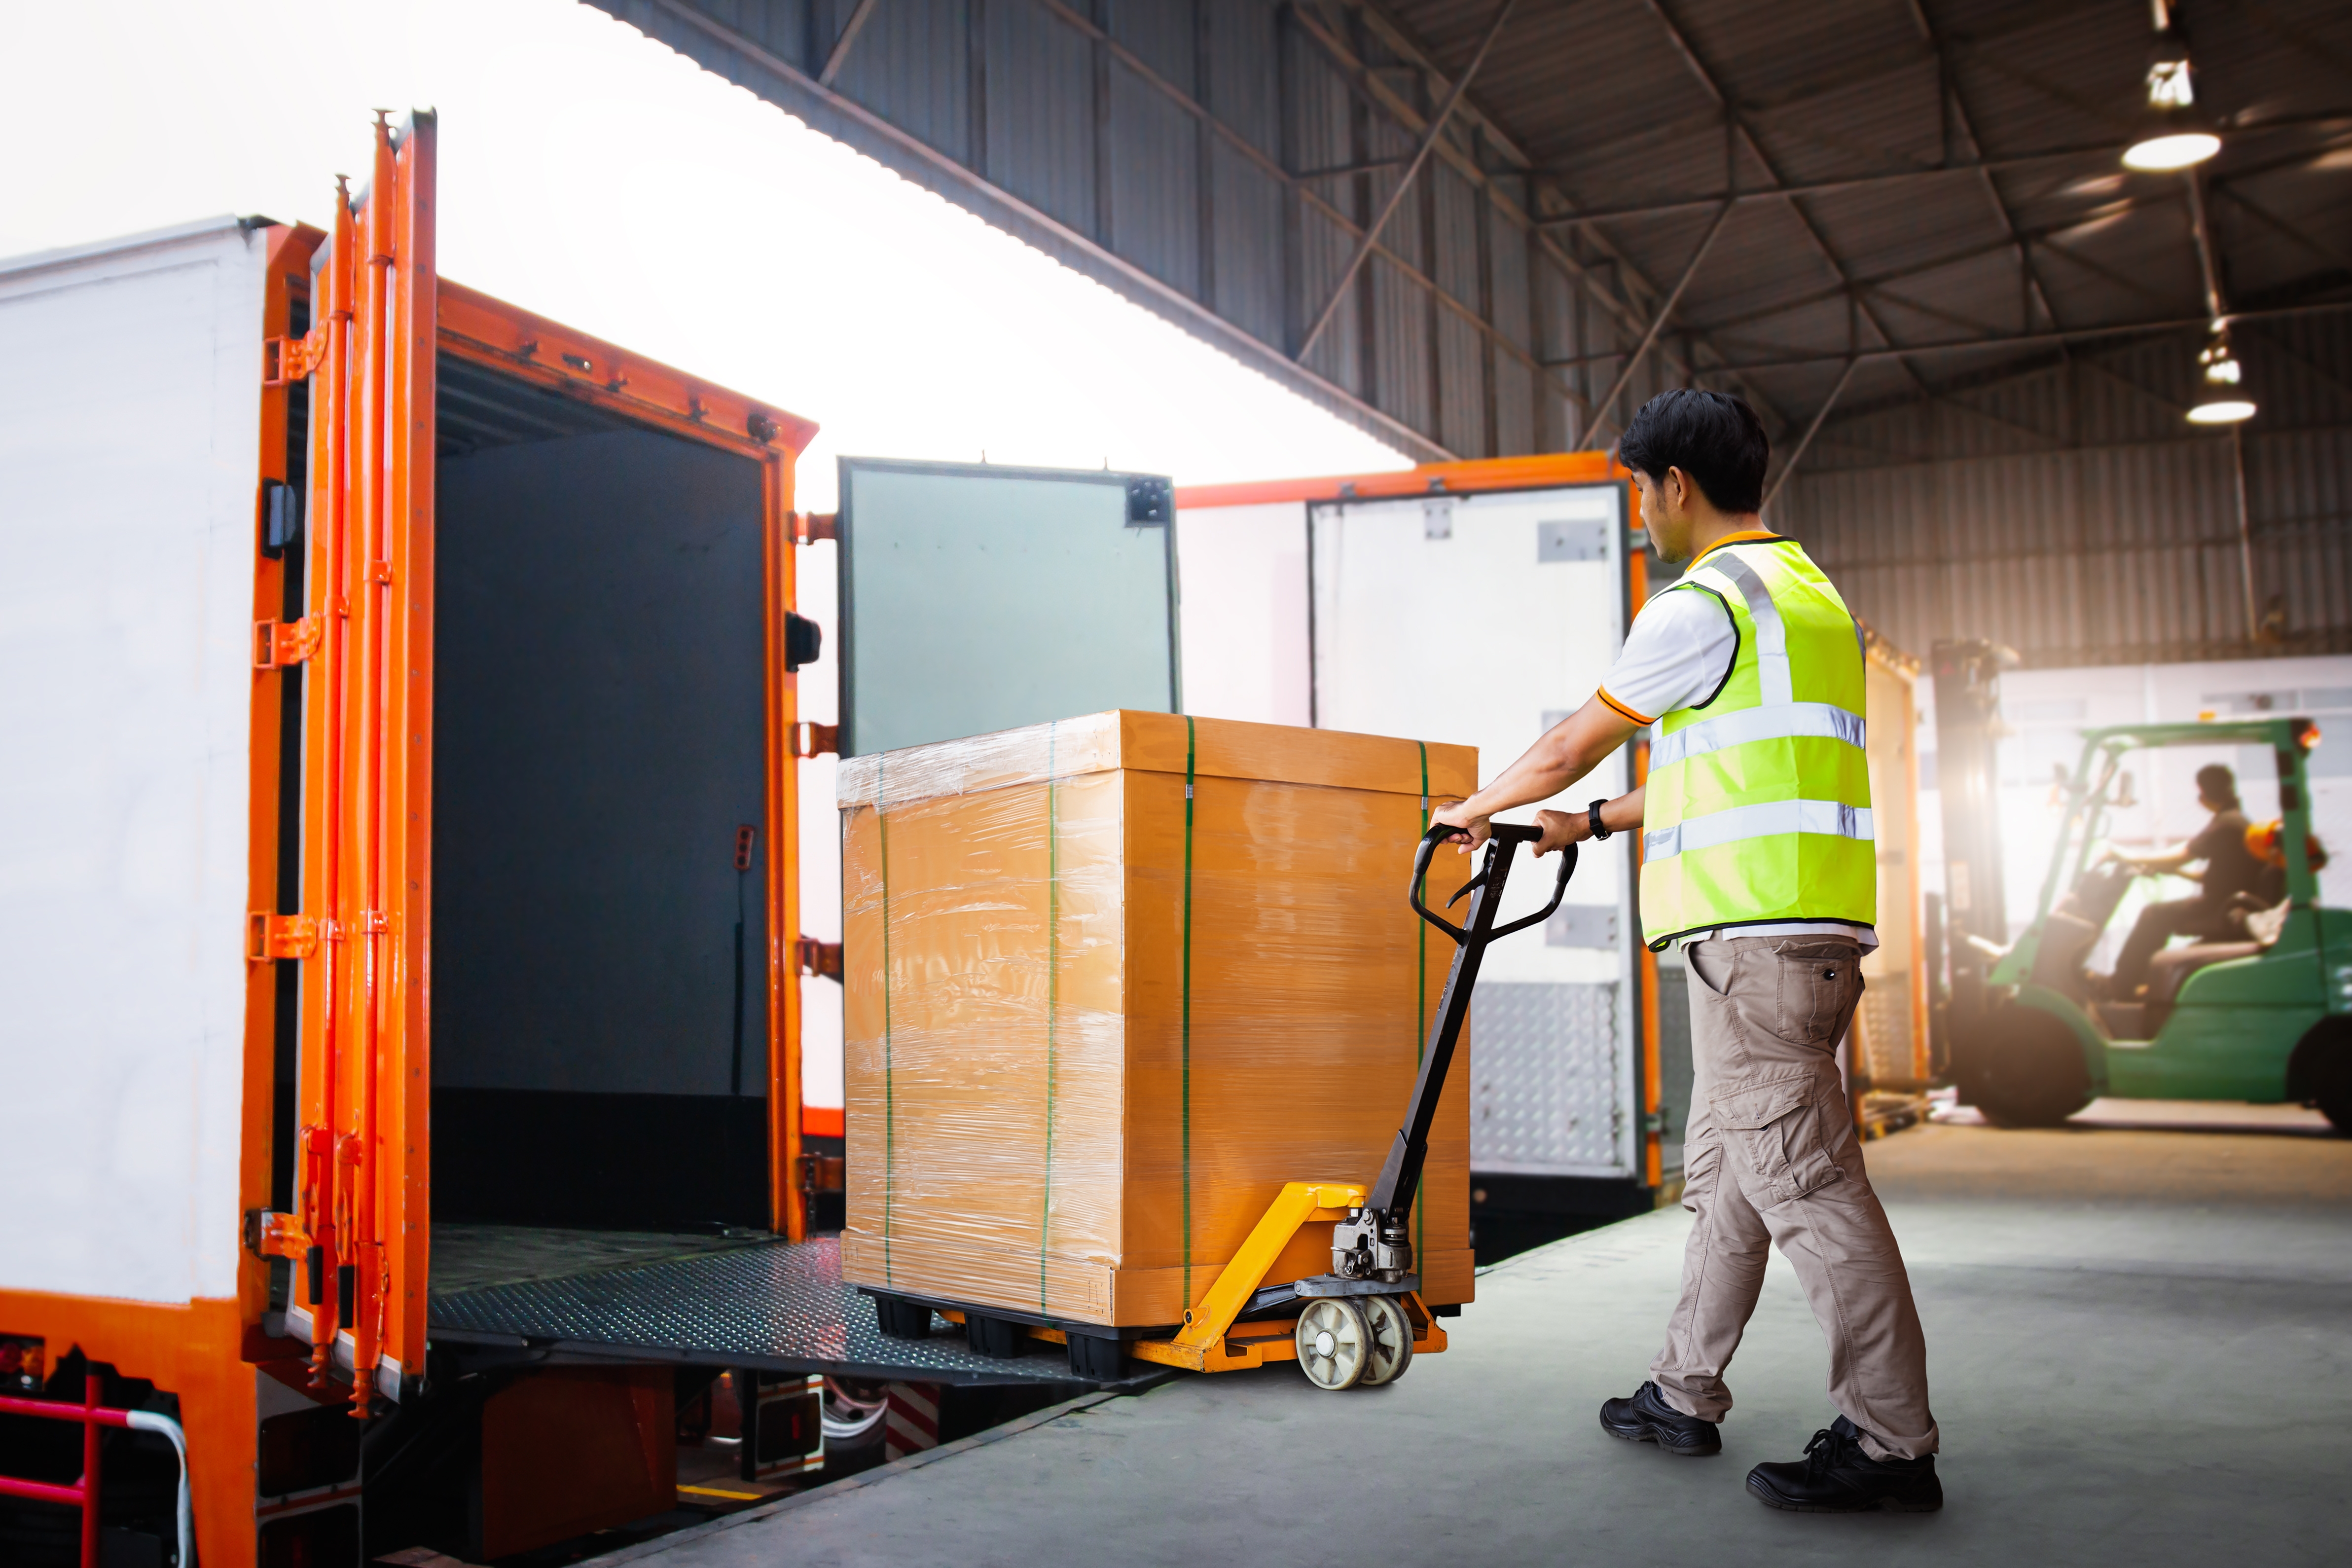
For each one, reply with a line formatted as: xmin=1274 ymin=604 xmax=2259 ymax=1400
xmin=257 ymin=112 xmax=437 ymax=1415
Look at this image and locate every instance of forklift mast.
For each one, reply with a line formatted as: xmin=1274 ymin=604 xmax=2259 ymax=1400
xmin=1930 ymin=639 xmax=2015 ymax=1048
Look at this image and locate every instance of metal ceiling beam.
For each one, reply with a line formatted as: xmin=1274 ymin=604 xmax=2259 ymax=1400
xmin=817 ymin=0 xmax=883 ymax=87
xmin=1511 ymin=6 xmax=2167 ymax=193
xmin=1308 ymin=0 xmax=1789 ymax=437
xmin=1900 ymin=0 xmax=2064 ymax=340
xmin=2183 ymin=170 xmax=2229 ymax=323
xmin=1634 ymin=0 xmax=1925 ymax=414
xmin=1637 ymin=298 xmax=2352 ymax=375
xmin=2213 ymin=0 xmax=2352 ymax=89
xmin=2219 ymin=184 xmax=2352 ymax=278
xmin=1534 ymin=145 xmax=2131 ymax=230
xmin=1286 ymin=5 xmax=1709 ymax=404
xmin=1692 ymin=128 xmax=2352 ymax=340
xmin=1761 ymin=356 xmax=1860 ymax=512
xmin=1586 ymin=202 xmax=1735 ymax=433
xmin=1529 ymin=110 xmax=2352 ymax=224
xmin=1296 ymin=0 xmax=1521 ymax=363
xmin=1026 ymin=0 xmax=1582 ymax=415
xmin=638 ymin=0 xmax=1457 ymax=459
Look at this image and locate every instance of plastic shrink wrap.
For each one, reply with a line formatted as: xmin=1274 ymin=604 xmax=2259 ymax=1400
xmin=837 ymin=710 xmax=1479 ymax=1327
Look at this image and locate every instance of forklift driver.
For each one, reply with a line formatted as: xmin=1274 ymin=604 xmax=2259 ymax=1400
xmin=2102 ymin=764 xmax=2265 ymax=999
xmin=1432 ymin=389 xmax=1941 ymax=1515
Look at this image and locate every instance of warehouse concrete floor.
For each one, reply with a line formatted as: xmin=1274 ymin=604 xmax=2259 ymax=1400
xmin=613 ymin=1112 xmax=2352 ymax=1568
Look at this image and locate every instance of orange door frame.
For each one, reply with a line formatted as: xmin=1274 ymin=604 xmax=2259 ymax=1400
xmin=431 ymin=281 xmax=822 ymax=1240
xmin=259 ymin=113 xmax=824 ymax=1420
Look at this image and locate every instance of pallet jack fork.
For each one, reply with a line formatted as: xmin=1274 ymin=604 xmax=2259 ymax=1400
xmin=1122 ymin=821 xmax=1575 ymax=1389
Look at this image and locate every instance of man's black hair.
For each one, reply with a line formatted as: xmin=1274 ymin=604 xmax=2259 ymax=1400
xmin=1615 ymin=389 xmax=1771 ymax=515
xmin=2196 ymin=763 xmax=2239 ymax=806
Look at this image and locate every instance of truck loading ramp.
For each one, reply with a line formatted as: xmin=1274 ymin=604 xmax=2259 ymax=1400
xmin=577 ymin=1116 xmax=2352 ymax=1568
xmin=427 ymin=1230 xmax=1159 ymax=1388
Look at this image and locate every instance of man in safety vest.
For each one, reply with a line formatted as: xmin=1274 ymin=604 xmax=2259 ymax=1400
xmin=1432 ymin=389 xmax=1940 ymax=1514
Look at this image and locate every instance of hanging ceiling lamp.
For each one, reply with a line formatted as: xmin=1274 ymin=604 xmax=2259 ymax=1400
xmin=2123 ymin=6 xmax=2221 ymax=171
xmin=2187 ymin=329 xmax=2256 ymax=424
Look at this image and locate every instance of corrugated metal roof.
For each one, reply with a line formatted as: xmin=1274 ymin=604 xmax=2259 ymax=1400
xmin=1780 ymin=313 xmax=2352 ymax=665
xmin=594 ymin=0 xmax=2350 ymax=660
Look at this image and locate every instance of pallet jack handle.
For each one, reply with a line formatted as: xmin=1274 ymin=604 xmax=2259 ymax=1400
xmin=1408 ymin=820 xmax=1575 ymax=944
xmin=1367 ymin=823 xmax=1576 ymax=1215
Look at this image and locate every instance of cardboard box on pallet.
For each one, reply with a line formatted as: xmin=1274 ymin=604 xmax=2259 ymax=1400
xmin=836 ymin=710 xmax=1479 ymax=1328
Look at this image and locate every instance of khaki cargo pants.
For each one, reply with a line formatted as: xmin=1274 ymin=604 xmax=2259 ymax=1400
xmin=1649 ymin=934 xmax=1939 ymax=1460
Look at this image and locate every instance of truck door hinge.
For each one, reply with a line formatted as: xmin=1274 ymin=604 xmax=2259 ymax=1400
xmin=255 ymin=617 xmax=322 ymax=669
xmin=789 ymin=722 xmax=839 ymax=759
xmin=790 ymin=511 xmax=838 ymax=545
xmin=797 ymin=1153 xmax=845 ymax=1195
xmin=249 ymin=912 xmax=319 ymax=961
xmin=245 ymin=1208 xmax=311 ymax=1260
xmin=796 ymin=937 xmax=843 ymax=982
xmin=264 ymin=328 xmax=328 ymax=387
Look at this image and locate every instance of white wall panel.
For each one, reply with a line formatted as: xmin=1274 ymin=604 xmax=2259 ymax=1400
xmin=1307 ymin=484 xmax=1640 ymax=1178
xmin=1174 ymin=499 xmax=1309 ymax=727
xmin=0 ymin=221 xmax=265 ymax=1303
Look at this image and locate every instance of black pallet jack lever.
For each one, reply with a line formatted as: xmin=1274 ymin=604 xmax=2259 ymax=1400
xmin=1363 ymin=821 xmax=1575 ymax=1221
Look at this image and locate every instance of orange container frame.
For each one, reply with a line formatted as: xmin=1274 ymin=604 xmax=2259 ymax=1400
xmin=0 ymin=114 xmax=823 ymax=1568
xmin=1175 ymin=453 xmax=1669 ymax=1189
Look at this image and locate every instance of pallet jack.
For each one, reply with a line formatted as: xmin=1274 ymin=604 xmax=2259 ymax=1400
xmin=873 ymin=820 xmax=1573 ymax=1390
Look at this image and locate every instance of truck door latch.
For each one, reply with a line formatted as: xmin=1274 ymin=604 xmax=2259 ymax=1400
xmin=249 ymin=912 xmax=319 ymax=961
xmin=245 ymin=1208 xmax=311 ymax=1259
xmin=789 ymin=722 xmax=839 ymax=758
xmin=264 ymin=329 xmax=328 ymax=387
xmin=255 ymin=617 xmax=322 ymax=669
xmin=797 ymin=1154 xmax=845 ymax=1195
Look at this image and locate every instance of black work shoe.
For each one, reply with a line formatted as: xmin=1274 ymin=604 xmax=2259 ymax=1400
xmin=1599 ymin=1381 xmax=1722 ymax=1456
xmin=1745 ymin=1417 xmax=1942 ymax=1513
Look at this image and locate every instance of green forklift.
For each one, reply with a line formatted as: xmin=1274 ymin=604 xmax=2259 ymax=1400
xmin=1954 ymin=716 xmax=2352 ymax=1130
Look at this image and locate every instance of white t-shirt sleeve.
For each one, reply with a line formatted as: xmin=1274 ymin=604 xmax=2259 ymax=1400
xmin=1596 ymin=586 xmax=1737 ymax=725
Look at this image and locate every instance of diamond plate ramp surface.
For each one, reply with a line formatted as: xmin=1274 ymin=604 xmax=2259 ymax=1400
xmin=429 ymin=1235 xmax=1103 ymax=1386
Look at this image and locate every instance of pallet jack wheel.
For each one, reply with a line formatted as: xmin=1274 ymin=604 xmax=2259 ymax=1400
xmin=1357 ymin=1294 xmax=1414 ymax=1387
xmin=873 ymin=1293 xmax=935 ymax=1340
xmin=1066 ymin=1331 xmax=1127 ymax=1381
xmin=1295 ymin=1298 xmax=1371 ymax=1390
xmin=966 ymin=1313 xmax=1027 ymax=1358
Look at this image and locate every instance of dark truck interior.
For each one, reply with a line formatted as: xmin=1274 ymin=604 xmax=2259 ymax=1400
xmin=430 ymin=356 xmax=773 ymax=1235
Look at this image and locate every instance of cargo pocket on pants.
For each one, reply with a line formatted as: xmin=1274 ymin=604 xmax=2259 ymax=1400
xmin=1709 ymin=1076 xmax=1844 ymax=1208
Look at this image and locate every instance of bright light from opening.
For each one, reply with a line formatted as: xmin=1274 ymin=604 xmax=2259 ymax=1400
xmin=2186 ymin=398 xmax=2256 ymax=424
xmin=0 ymin=0 xmax=1412 ymax=511
xmin=2123 ymin=131 xmax=2221 ymax=170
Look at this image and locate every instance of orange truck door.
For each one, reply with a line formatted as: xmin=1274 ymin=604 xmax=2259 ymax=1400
xmin=258 ymin=110 xmax=437 ymax=1417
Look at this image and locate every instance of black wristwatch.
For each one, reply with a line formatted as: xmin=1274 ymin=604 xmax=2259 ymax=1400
xmin=1588 ymin=799 xmax=1612 ymax=841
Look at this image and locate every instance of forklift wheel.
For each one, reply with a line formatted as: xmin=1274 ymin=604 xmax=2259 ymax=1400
xmin=2293 ymin=1018 xmax=2352 ymax=1135
xmin=1357 ymin=1295 xmax=1414 ymax=1386
xmin=1295 ymin=1298 xmax=1371 ymax=1390
xmin=1961 ymin=1004 xmax=2093 ymax=1128
xmin=873 ymin=1294 xmax=936 ymax=1340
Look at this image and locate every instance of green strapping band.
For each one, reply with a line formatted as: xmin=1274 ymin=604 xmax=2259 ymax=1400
xmin=1415 ymin=741 xmax=1428 ymax=1268
xmin=1042 ymin=723 xmax=1059 ymax=1312
xmin=1181 ymin=716 xmax=1196 ymax=1307
xmin=879 ymin=753 xmax=894 ymax=1285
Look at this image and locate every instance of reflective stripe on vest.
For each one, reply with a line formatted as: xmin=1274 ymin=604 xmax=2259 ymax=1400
xmin=1637 ymin=536 xmax=1874 ymax=947
xmin=1643 ymin=800 xmax=1874 ymax=863
xmin=1646 ymin=701 xmax=1865 ymax=771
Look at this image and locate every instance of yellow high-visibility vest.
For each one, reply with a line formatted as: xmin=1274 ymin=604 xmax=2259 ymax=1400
xmin=1638 ymin=536 xmax=1875 ymax=949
